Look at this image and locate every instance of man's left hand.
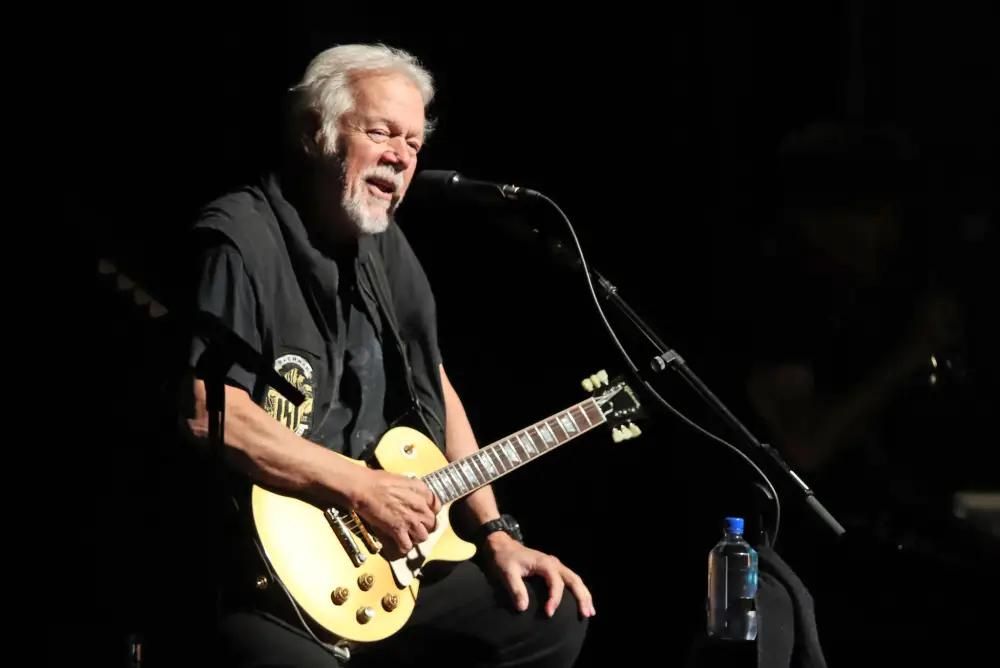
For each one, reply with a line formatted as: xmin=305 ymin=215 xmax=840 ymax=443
xmin=484 ymin=532 xmax=595 ymax=619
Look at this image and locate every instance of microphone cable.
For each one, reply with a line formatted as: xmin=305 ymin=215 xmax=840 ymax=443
xmin=529 ymin=191 xmax=783 ymax=546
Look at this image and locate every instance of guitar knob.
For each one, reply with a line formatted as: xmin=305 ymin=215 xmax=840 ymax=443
xmin=382 ymin=594 xmax=399 ymax=611
xmin=356 ymin=606 xmax=376 ymax=624
xmin=358 ymin=573 xmax=374 ymax=591
xmin=331 ymin=587 xmax=350 ymax=605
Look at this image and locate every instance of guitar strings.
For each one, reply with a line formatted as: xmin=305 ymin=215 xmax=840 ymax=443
xmin=334 ymin=403 xmax=604 ymax=542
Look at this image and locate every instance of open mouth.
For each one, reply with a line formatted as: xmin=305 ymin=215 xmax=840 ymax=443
xmin=365 ymin=176 xmax=397 ymax=199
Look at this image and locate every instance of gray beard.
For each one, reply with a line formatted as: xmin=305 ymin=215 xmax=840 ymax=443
xmin=343 ymin=188 xmax=392 ymax=235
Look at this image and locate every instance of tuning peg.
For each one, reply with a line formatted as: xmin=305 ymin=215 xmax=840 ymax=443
xmin=588 ymin=371 xmax=608 ymax=389
xmin=611 ymin=423 xmax=642 ymax=443
xmin=583 ymin=370 xmax=612 ymax=392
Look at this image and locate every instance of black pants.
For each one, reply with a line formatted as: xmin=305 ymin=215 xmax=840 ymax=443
xmin=215 ymin=560 xmax=589 ymax=668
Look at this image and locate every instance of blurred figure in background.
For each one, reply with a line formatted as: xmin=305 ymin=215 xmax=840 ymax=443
xmin=742 ymin=120 xmax=975 ymax=533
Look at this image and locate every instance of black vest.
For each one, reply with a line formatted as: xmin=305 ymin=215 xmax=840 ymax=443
xmin=191 ymin=172 xmax=447 ymax=455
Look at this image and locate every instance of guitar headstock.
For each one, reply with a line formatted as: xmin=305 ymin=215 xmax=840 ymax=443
xmin=582 ymin=370 xmax=644 ymax=443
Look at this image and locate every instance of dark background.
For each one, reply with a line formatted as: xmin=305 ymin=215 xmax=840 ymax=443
xmin=57 ymin=2 xmax=996 ymax=666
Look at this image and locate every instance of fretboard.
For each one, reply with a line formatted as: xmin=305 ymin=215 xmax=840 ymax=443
xmin=422 ymin=398 xmax=605 ymax=504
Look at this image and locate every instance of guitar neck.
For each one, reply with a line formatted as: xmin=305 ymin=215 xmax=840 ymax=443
xmin=422 ymin=398 xmax=605 ymax=505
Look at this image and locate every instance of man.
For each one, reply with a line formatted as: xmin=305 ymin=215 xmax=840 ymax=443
xmin=180 ymin=43 xmax=592 ymax=667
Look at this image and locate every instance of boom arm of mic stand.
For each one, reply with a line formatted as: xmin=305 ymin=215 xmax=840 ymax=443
xmin=595 ymin=272 xmax=846 ymax=538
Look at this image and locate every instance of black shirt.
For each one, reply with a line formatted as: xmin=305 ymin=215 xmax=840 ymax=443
xmin=186 ymin=172 xmax=446 ymax=458
xmin=315 ymin=246 xmax=388 ymax=458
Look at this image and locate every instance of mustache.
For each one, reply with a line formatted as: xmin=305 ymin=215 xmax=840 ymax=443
xmin=361 ymin=165 xmax=404 ymax=193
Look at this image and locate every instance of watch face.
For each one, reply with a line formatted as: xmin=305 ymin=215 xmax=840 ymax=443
xmin=481 ymin=515 xmax=523 ymax=543
xmin=502 ymin=515 xmax=523 ymax=542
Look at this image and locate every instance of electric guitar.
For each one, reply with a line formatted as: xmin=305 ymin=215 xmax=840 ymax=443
xmin=95 ymin=258 xmax=643 ymax=649
xmin=250 ymin=370 xmax=643 ymax=646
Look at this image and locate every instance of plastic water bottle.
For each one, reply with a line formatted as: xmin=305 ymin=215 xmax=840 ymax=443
xmin=707 ymin=516 xmax=759 ymax=640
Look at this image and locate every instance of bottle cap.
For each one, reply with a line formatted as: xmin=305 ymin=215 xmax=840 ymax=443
xmin=724 ymin=517 xmax=744 ymax=534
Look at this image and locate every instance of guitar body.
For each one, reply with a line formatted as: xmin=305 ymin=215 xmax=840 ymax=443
xmin=251 ymin=426 xmax=476 ymax=644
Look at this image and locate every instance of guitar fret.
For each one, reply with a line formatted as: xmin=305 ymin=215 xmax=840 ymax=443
xmin=545 ymin=420 xmax=559 ymax=448
xmin=547 ymin=418 xmax=566 ymax=443
xmin=489 ymin=446 xmax=508 ymax=472
xmin=527 ymin=428 xmax=546 ymax=453
xmin=494 ymin=443 xmax=511 ymax=468
xmin=517 ymin=433 xmax=537 ymax=456
xmin=460 ymin=461 xmax=480 ymax=487
xmin=577 ymin=403 xmax=594 ymax=427
xmin=438 ymin=471 xmax=457 ymax=503
xmin=501 ymin=440 xmax=521 ymax=466
xmin=469 ymin=455 xmax=487 ymax=483
xmin=448 ymin=466 xmax=468 ymax=494
xmin=585 ymin=402 xmax=603 ymax=426
xmin=479 ymin=450 xmax=499 ymax=478
xmin=509 ymin=436 xmax=528 ymax=461
xmin=439 ymin=470 xmax=457 ymax=499
xmin=536 ymin=424 xmax=555 ymax=447
xmin=427 ymin=473 xmax=447 ymax=501
xmin=559 ymin=412 xmax=580 ymax=435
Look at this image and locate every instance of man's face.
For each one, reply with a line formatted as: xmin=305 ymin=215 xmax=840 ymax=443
xmin=327 ymin=71 xmax=426 ymax=236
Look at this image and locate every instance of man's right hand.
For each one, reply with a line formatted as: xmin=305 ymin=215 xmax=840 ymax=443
xmin=351 ymin=469 xmax=441 ymax=555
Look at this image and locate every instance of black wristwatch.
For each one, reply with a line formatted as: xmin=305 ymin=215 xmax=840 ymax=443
xmin=478 ymin=514 xmax=523 ymax=545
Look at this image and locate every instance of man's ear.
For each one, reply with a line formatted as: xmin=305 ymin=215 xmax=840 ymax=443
xmin=301 ymin=108 xmax=328 ymax=158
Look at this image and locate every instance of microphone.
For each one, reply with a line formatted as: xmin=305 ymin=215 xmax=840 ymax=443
xmin=411 ymin=169 xmax=541 ymax=203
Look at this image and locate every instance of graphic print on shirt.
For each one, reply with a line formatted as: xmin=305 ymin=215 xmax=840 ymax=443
xmin=265 ymin=354 xmax=315 ymax=436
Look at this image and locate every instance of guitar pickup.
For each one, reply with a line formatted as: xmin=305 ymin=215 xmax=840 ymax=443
xmin=350 ymin=511 xmax=382 ymax=553
xmin=325 ymin=508 xmax=366 ymax=567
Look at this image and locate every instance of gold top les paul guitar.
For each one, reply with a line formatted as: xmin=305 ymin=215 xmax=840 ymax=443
xmin=251 ymin=370 xmax=642 ymax=645
xmin=94 ymin=261 xmax=642 ymax=650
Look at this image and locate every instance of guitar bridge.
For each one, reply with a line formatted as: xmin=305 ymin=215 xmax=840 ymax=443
xmin=325 ymin=508 xmax=366 ymax=567
xmin=350 ymin=511 xmax=383 ymax=553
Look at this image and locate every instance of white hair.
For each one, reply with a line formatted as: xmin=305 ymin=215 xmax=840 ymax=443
xmin=288 ymin=43 xmax=436 ymax=157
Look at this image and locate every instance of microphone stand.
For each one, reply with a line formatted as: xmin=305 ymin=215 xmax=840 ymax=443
xmin=596 ymin=270 xmax=846 ymax=538
xmin=533 ymin=230 xmax=845 ymax=539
